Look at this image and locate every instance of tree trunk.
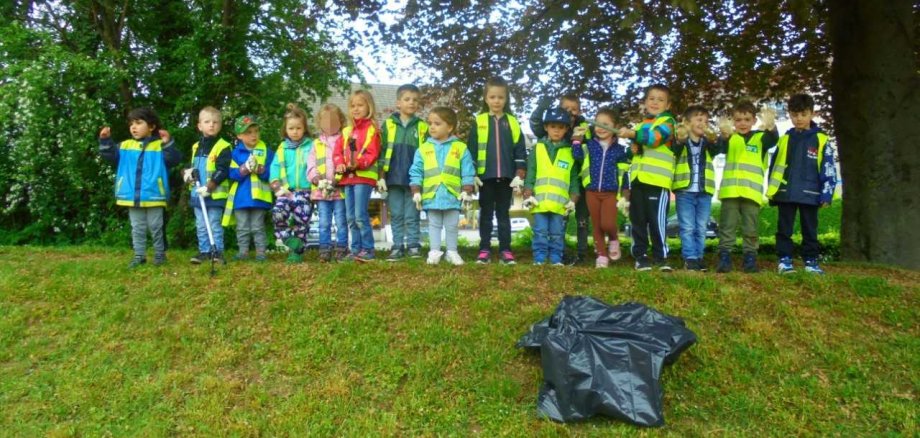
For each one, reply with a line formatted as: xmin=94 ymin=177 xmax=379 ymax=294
xmin=830 ymin=0 xmax=920 ymax=269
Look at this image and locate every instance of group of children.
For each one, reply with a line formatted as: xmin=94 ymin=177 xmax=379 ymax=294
xmin=99 ymin=79 xmax=836 ymax=274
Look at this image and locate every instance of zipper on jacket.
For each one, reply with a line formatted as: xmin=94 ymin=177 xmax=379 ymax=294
xmin=493 ymin=115 xmax=501 ymax=178
xmin=598 ymin=144 xmax=608 ymax=190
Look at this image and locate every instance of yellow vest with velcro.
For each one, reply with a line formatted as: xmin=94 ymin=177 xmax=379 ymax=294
xmin=672 ymin=142 xmax=716 ymax=194
xmin=383 ymin=118 xmax=428 ymax=172
xmin=767 ymin=133 xmax=828 ymax=198
xmin=719 ymin=132 xmax=767 ymax=205
xmin=419 ymin=140 xmax=466 ymax=201
xmin=629 ymin=116 xmax=676 ymax=189
xmin=533 ymin=142 xmax=574 ymax=216
xmin=475 ymin=112 xmax=521 ymax=175
xmin=342 ymin=124 xmax=379 ymax=179
xmin=221 ymin=141 xmax=273 ymax=226
xmin=190 ymin=138 xmax=231 ymax=200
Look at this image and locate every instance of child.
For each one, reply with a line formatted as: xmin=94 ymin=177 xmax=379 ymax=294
xmin=409 ymin=107 xmax=476 ymax=265
xmin=468 ymin=77 xmax=526 ymax=265
xmin=222 ymin=115 xmax=275 ymax=262
xmin=531 ymin=93 xmax=593 ymax=264
xmin=767 ymin=93 xmax=837 ymax=274
xmin=672 ymin=105 xmax=720 ymax=271
xmin=572 ymin=107 xmax=629 ymax=268
xmin=333 ymin=90 xmax=381 ymax=262
xmin=522 ymin=107 xmax=581 ymax=266
xmin=309 ymin=104 xmax=350 ymax=262
xmin=379 ymin=84 xmax=428 ymax=261
xmin=715 ymin=101 xmax=778 ymax=273
xmin=99 ymin=108 xmax=181 ymax=267
xmin=618 ymin=84 xmax=677 ymax=272
xmin=269 ymin=103 xmax=314 ymax=264
xmin=183 ymin=106 xmax=232 ymax=265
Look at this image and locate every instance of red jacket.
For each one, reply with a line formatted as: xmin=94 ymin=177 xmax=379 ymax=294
xmin=333 ymin=118 xmax=381 ymax=186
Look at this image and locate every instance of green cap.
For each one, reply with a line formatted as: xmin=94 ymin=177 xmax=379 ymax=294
xmin=234 ymin=115 xmax=259 ymax=135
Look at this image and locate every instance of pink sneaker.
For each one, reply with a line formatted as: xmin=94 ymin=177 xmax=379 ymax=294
xmin=596 ymin=256 xmax=610 ymax=268
xmin=499 ymin=250 xmax=516 ymax=265
xmin=608 ymin=240 xmax=621 ymax=261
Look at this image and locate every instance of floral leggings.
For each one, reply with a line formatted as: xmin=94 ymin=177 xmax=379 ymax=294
xmin=272 ymin=190 xmax=313 ymax=242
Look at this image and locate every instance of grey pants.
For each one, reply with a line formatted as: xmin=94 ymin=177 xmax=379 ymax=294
xmin=428 ymin=209 xmax=460 ymax=252
xmin=129 ymin=207 xmax=165 ymax=258
xmin=235 ymin=209 xmax=268 ymax=255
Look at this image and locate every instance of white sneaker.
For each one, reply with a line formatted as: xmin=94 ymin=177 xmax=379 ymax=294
xmin=444 ymin=251 xmax=464 ymax=266
xmin=596 ymin=256 xmax=609 ymax=268
xmin=608 ymin=240 xmax=621 ymax=261
xmin=427 ymin=250 xmax=443 ymax=265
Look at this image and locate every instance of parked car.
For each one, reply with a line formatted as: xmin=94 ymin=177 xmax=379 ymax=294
xmin=491 ymin=216 xmax=531 ymax=238
xmin=623 ymin=214 xmax=718 ymax=239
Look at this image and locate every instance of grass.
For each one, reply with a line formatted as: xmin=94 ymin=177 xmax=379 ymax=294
xmin=1 ymin=245 xmax=917 ymax=436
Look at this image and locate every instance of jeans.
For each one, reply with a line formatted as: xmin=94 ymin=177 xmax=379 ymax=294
xmin=427 ymin=209 xmax=460 ymax=252
xmin=193 ymin=206 xmax=224 ymax=253
xmin=317 ymin=199 xmax=348 ymax=249
xmin=388 ymin=186 xmax=420 ymax=249
xmin=533 ymin=212 xmax=565 ymax=264
xmin=344 ymin=183 xmax=375 ymax=254
xmin=234 ymin=209 xmax=267 ymax=255
xmin=128 ymin=207 xmax=165 ymax=258
xmin=675 ymin=191 xmax=712 ymax=261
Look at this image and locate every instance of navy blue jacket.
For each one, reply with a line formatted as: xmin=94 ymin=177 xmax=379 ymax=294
xmin=769 ymin=123 xmax=837 ymax=205
xmin=188 ymin=136 xmax=232 ymax=209
xmin=466 ymin=113 xmax=527 ymax=180
xmin=572 ymin=138 xmax=630 ymax=192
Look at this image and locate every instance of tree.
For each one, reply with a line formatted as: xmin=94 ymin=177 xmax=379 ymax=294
xmin=384 ymin=0 xmax=920 ymax=268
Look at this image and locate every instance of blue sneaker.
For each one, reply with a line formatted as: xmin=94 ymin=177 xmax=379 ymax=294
xmin=804 ymin=259 xmax=825 ymax=275
xmin=778 ymin=256 xmax=795 ymax=274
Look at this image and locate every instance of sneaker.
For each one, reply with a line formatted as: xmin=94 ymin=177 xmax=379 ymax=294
xmin=128 ymin=257 xmax=146 ymax=268
xmin=476 ymin=250 xmax=491 ymax=264
xmin=608 ymin=241 xmax=622 ymax=261
xmin=427 ymin=250 xmax=443 ymax=265
xmin=215 ymin=252 xmax=226 ymax=264
xmin=255 ymin=254 xmax=268 ymax=262
xmin=742 ymin=253 xmax=759 ymax=273
xmin=716 ymin=251 xmax=732 ymax=273
xmin=354 ymin=250 xmax=375 ymax=262
xmin=153 ymin=254 xmax=167 ymax=266
xmin=596 ymin=256 xmax=609 ymax=268
xmin=499 ymin=250 xmax=516 ymax=265
xmin=190 ymin=252 xmax=208 ymax=264
xmin=778 ymin=256 xmax=795 ymax=274
xmin=318 ymin=248 xmax=332 ymax=263
xmin=341 ymin=250 xmax=356 ymax=262
xmin=233 ymin=253 xmax=249 ymax=262
xmin=407 ymin=247 xmax=423 ymax=258
xmin=698 ymin=259 xmax=708 ymax=272
xmin=445 ymin=251 xmax=464 ymax=266
xmin=552 ymin=262 xmax=565 ymax=266
xmin=635 ymin=257 xmax=652 ymax=271
xmin=387 ymin=247 xmax=405 ymax=262
xmin=684 ymin=259 xmax=699 ymax=271
xmin=657 ymin=260 xmax=673 ymax=272
xmin=804 ymin=259 xmax=825 ymax=275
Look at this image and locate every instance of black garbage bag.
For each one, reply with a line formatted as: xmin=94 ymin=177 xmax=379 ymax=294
xmin=517 ymin=296 xmax=697 ymax=426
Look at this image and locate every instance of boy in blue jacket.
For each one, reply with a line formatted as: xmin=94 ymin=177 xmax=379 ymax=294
xmin=767 ymin=93 xmax=837 ymax=274
xmin=183 ymin=106 xmax=232 ymax=265
xmin=99 ymin=108 xmax=182 ymax=268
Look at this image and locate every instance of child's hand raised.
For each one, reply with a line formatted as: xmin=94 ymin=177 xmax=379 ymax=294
xmin=158 ymin=129 xmax=171 ymax=143
xmin=617 ymin=127 xmax=635 ymax=139
xmin=99 ymin=127 xmax=111 ymax=139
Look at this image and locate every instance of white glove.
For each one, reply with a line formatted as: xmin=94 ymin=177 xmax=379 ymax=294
xmin=246 ymin=155 xmax=258 ymax=171
xmin=617 ymin=197 xmax=630 ymax=216
xmin=759 ymin=107 xmax=776 ymax=131
xmin=413 ymin=192 xmax=422 ymax=211
xmin=564 ymin=201 xmax=576 ymax=215
xmin=522 ymin=196 xmax=539 ymax=209
xmin=509 ymin=176 xmax=524 ymax=189
xmin=704 ymin=127 xmax=718 ymax=143
xmin=182 ymin=168 xmax=195 ymax=184
xmin=572 ymin=126 xmax=587 ymax=142
xmin=459 ymin=192 xmax=473 ymax=209
xmin=196 ymin=185 xmax=210 ymax=198
xmin=274 ymin=187 xmax=291 ymax=198
xmin=474 ymin=176 xmax=483 ymax=190
xmin=376 ymin=178 xmax=388 ymax=193
xmin=719 ymin=117 xmax=734 ymax=138
xmin=675 ymin=123 xmax=690 ymax=142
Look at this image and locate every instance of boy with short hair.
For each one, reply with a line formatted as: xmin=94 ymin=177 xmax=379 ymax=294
xmin=378 ymin=84 xmax=429 ymax=261
xmin=618 ymin=84 xmax=677 ymax=272
xmin=767 ymin=93 xmax=837 ymax=274
xmin=522 ymin=107 xmax=581 ymax=266
xmin=222 ymin=115 xmax=275 ymax=262
xmin=183 ymin=106 xmax=232 ymax=264
xmin=715 ymin=101 xmax=779 ymax=273
xmin=98 ymin=108 xmax=182 ymax=268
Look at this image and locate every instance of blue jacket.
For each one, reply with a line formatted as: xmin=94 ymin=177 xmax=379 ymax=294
xmin=189 ymin=136 xmax=232 ymax=209
xmin=269 ymin=138 xmax=313 ymax=191
xmin=380 ymin=113 xmax=427 ymax=187
xmin=228 ymin=141 xmax=275 ymax=210
xmin=572 ymin=138 xmax=630 ymax=192
xmin=409 ymin=136 xmax=476 ymax=211
xmin=99 ymin=134 xmax=181 ymax=208
xmin=769 ymin=123 xmax=837 ymax=205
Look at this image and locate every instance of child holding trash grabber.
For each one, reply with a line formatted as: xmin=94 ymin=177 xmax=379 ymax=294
xmin=183 ymin=106 xmax=232 ymax=265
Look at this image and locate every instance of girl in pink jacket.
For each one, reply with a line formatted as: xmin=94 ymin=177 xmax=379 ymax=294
xmin=308 ymin=104 xmax=348 ymax=262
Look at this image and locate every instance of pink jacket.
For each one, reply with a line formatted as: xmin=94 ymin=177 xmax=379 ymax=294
xmin=307 ymin=133 xmax=344 ymax=201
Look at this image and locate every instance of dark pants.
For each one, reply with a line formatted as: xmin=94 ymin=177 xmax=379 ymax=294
xmin=575 ymin=185 xmax=589 ymax=257
xmin=478 ymin=178 xmax=513 ymax=252
xmin=629 ymin=182 xmax=670 ymax=262
xmin=776 ymin=202 xmax=820 ymax=260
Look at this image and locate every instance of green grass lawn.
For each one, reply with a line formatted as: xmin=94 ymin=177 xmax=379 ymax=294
xmin=1 ymin=245 xmax=917 ymax=436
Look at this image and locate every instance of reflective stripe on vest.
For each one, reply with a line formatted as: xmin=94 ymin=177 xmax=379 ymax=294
xmin=673 ymin=143 xmax=716 ymax=194
xmin=221 ymin=141 xmax=273 ymax=226
xmin=383 ymin=118 xmax=429 ymax=172
xmin=419 ymin=140 xmax=466 ymax=201
xmin=767 ymin=132 xmax=828 ymax=198
xmin=274 ymin=140 xmax=311 ymax=190
xmin=475 ymin=113 xmax=521 ymax=175
xmin=116 ymin=139 xmax=170 ymax=207
xmin=719 ymin=132 xmax=767 ymax=205
xmin=342 ymin=124 xmax=379 ymax=179
xmin=629 ymin=116 xmax=676 ymax=189
xmin=533 ymin=142 xmax=574 ymax=216
xmin=190 ymin=138 xmax=231 ymax=200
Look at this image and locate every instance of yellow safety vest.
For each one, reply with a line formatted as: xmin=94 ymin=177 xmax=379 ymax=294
xmin=383 ymin=118 xmax=429 ymax=172
xmin=190 ymin=138 xmax=231 ymax=200
xmin=629 ymin=116 xmax=676 ymax=189
xmin=617 ymin=161 xmax=630 ymax=195
xmin=341 ymin=124 xmax=379 ymax=180
xmin=576 ymin=120 xmax=592 ymax=141
xmin=719 ymin=132 xmax=767 ymax=205
xmin=533 ymin=142 xmax=574 ymax=216
xmin=221 ymin=141 xmax=273 ymax=226
xmin=767 ymin=132 xmax=828 ymax=198
xmin=672 ymin=141 xmax=716 ymax=194
xmin=475 ymin=112 xmax=521 ymax=175
xmin=419 ymin=140 xmax=466 ymax=201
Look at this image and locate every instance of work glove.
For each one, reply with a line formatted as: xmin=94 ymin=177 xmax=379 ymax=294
xmin=196 ymin=185 xmax=210 ymax=198
xmin=564 ymin=201 xmax=576 ymax=215
xmin=413 ymin=192 xmax=422 ymax=211
xmin=459 ymin=191 xmax=473 ymax=210
xmin=376 ymin=178 xmax=388 ymax=193
xmin=759 ymin=107 xmax=777 ymax=131
xmin=246 ymin=155 xmax=258 ymax=172
xmin=719 ymin=117 xmax=734 ymax=138
xmin=617 ymin=197 xmax=630 ymax=216
xmin=183 ymin=168 xmax=195 ymax=184
xmin=675 ymin=123 xmax=690 ymax=142
xmin=704 ymin=127 xmax=718 ymax=143
xmin=572 ymin=125 xmax=588 ymax=143
xmin=473 ymin=176 xmax=483 ymax=190
xmin=522 ymin=196 xmax=539 ymax=210
xmin=509 ymin=176 xmax=524 ymax=194
xmin=274 ymin=186 xmax=291 ymax=199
